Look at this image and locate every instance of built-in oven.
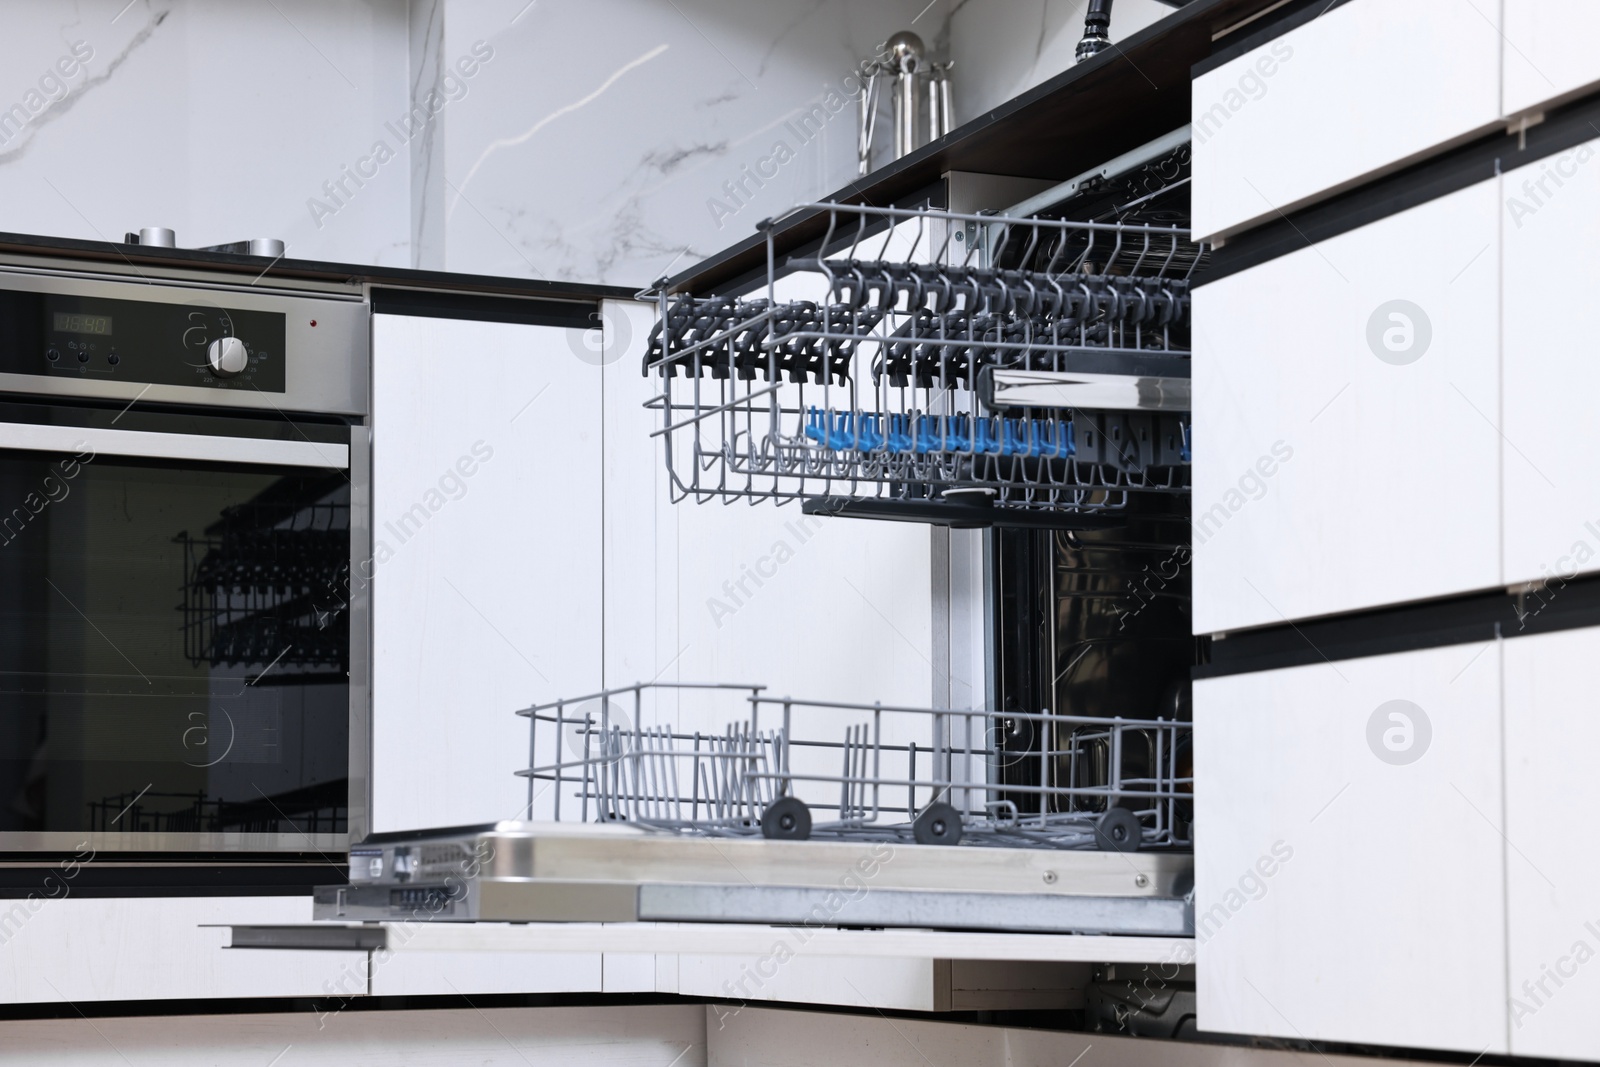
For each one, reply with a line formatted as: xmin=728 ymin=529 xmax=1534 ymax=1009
xmin=0 ymin=262 xmax=368 ymax=858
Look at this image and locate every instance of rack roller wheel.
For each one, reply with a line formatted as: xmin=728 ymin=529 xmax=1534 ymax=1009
xmin=912 ymin=801 xmax=963 ymax=846
xmin=761 ymin=796 xmax=811 ymax=840
xmin=1095 ymin=806 xmax=1142 ymax=853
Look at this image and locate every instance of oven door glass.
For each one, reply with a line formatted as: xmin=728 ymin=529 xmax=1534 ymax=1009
xmin=0 ymin=443 xmax=350 ymax=845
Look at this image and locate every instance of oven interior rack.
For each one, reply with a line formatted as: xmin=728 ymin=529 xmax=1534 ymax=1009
xmin=177 ymin=472 xmax=350 ymax=671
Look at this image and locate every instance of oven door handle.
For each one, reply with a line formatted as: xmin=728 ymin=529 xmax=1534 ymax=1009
xmin=0 ymin=421 xmax=349 ymax=469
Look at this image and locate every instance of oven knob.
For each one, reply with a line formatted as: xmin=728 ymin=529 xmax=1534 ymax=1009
xmin=207 ymin=337 xmax=249 ymax=376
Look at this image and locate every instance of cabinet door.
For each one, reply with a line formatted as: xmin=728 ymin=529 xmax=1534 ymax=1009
xmin=1502 ymin=139 xmax=1600 ymax=587
xmin=1503 ymin=627 xmax=1600 ymax=1060
xmin=1194 ymin=642 xmax=1507 ymax=1052
xmin=1192 ymin=0 xmax=1502 ymax=241
xmin=1503 ymin=1 xmax=1600 ymax=117
xmin=1192 ymin=179 xmax=1501 ymax=634
xmin=374 ymin=302 xmax=934 ymax=832
xmin=371 ymin=315 xmax=602 ymax=831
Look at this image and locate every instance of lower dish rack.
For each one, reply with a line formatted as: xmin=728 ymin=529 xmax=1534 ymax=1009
xmin=517 ymin=682 xmax=1192 ymax=854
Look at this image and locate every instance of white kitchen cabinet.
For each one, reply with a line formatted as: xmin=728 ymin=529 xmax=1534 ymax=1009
xmin=1503 ymin=1 xmax=1600 ymax=117
xmin=366 ymin=947 xmax=604 ymax=997
xmin=372 ymin=314 xmax=604 ymax=832
xmin=1503 ymin=628 xmax=1600 ymax=1061
xmin=372 ymin=303 xmax=936 ymax=834
xmin=677 ymin=953 xmax=942 ymax=1013
xmin=1192 ymin=179 xmax=1501 ymax=634
xmin=1193 ymin=641 xmax=1507 ymax=1052
xmin=1191 ymin=0 xmax=1502 ymax=242
xmin=1502 ymin=139 xmax=1600 ymax=587
xmin=0 ymin=896 xmax=364 ymax=1004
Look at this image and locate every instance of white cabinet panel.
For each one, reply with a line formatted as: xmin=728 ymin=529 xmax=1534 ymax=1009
xmin=601 ymin=299 xmax=679 ymax=690
xmin=665 ymin=501 xmax=933 ymax=709
xmin=677 ymin=954 xmax=940 ymax=1013
xmin=604 ymin=298 xmax=935 ymax=733
xmin=1504 ymin=1 xmax=1600 ymax=116
xmin=1503 ymin=628 xmax=1600 ymax=1060
xmin=0 ymin=896 xmax=364 ymax=1004
xmin=1194 ymin=642 xmax=1507 ymax=1052
xmin=603 ymin=952 xmax=660 ymax=992
xmin=372 ymin=315 xmax=603 ymax=831
xmin=1192 ymin=180 xmax=1501 ymax=634
xmin=375 ymin=302 xmax=932 ymax=832
xmin=1502 ymin=141 xmax=1600 ymax=587
xmin=368 ymin=947 xmax=602 ymax=997
xmin=1192 ymin=0 xmax=1502 ymax=241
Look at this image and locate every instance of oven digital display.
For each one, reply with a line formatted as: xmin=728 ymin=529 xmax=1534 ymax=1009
xmin=52 ymin=311 xmax=114 ymax=335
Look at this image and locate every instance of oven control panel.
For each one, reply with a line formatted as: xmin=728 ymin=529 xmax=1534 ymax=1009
xmin=0 ymin=290 xmax=287 ymax=392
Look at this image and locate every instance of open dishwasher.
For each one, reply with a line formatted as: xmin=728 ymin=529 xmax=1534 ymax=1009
xmin=317 ymin=681 xmax=1192 ymax=934
xmin=313 ymin=130 xmax=1202 ymax=940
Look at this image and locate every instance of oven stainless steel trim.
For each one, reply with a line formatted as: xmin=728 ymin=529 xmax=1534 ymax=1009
xmin=347 ymin=421 xmax=371 ymax=845
xmin=0 ymin=422 xmax=349 ymax=468
xmin=0 ymin=267 xmax=366 ymax=416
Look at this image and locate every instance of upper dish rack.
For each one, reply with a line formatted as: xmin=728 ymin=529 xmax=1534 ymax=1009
xmin=645 ymin=201 xmax=1206 ymax=519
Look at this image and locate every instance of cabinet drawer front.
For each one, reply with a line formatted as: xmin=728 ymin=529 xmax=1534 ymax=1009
xmin=1503 ymin=628 xmax=1600 ymax=1059
xmin=1502 ymin=139 xmax=1600 ymax=587
xmin=1192 ymin=180 xmax=1501 ymax=634
xmin=1192 ymin=0 xmax=1502 ymax=242
xmin=1504 ymin=0 xmax=1600 ymax=117
xmin=1195 ymin=642 xmax=1506 ymax=1052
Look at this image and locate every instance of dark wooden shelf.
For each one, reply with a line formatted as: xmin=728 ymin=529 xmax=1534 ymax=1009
xmin=0 ymin=231 xmax=635 ymax=305
xmin=658 ymin=0 xmax=1285 ymax=297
